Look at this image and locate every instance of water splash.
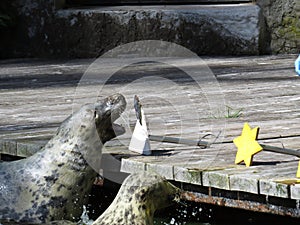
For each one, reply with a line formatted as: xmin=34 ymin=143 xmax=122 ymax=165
xmin=77 ymin=205 xmax=94 ymax=225
xmin=154 ymin=202 xmax=213 ymax=225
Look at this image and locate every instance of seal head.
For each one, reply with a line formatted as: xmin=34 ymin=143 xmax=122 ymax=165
xmin=94 ymin=94 xmax=126 ymax=143
xmin=93 ymin=171 xmax=181 ymax=225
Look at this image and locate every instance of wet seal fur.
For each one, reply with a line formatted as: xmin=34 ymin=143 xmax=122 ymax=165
xmin=0 ymin=94 xmax=126 ymax=224
xmin=92 ymin=171 xmax=181 ymax=225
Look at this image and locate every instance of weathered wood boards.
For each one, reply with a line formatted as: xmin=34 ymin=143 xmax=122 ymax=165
xmin=0 ymin=56 xmax=300 ymax=213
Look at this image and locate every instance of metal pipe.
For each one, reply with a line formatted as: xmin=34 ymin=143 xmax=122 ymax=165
xmin=148 ymin=134 xmax=209 ymax=148
xmin=260 ymin=144 xmax=300 ymax=158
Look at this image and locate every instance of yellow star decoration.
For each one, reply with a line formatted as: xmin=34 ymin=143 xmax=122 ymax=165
xmin=233 ymin=123 xmax=263 ymax=167
xmin=297 ymin=161 xmax=300 ymax=178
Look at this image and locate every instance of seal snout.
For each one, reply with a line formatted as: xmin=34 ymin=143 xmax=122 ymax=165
xmin=95 ymin=94 xmax=126 ymax=121
xmin=95 ymin=94 xmax=127 ymax=143
xmin=109 ymin=93 xmax=127 ymax=121
xmin=171 ymin=187 xmax=182 ymax=204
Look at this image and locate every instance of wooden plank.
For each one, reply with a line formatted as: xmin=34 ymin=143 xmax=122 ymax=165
xmin=146 ymin=163 xmax=174 ymax=180
xmin=0 ymin=85 xmax=299 ymax=142
xmin=291 ymin=184 xmax=300 ymax=200
xmin=0 ymin=128 xmax=55 ymax=140
xmin=229 ymin=173 xmax=261 ymax=194
xmin=17 ymin=140 xmax=46 ymax=157
xmin=259 ymin=180 xmax=290 ymax=198
xmin=258 ymin=161 xmax=299 ymax=198
xmin=200 ymin=160 xmax=299 ymax=198
xmin=0 ymin=59 xmax=298 ymax=138
xmin=0 ymin=140 xmax=17 ymax=156
xmin=173 ymin=167 xmax=202 ymax=185
xmin=120 ymin=158 xmax=147 ymax=173
xmin=228 ymin=163 xmax=298 ymax=195
xmin=204 ymin=164 xmax=265 ymax=194
xmin=202 ymin=170 xmax=230 ymax=190
xmin=1 ymin=56 xmax=300 ymax=205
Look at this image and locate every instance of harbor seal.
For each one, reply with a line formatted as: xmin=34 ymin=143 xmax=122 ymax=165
xmin=0 ymin=94 xmax=126 ymax=224
xmin=92 ymin=171 xmax=181 ymax=225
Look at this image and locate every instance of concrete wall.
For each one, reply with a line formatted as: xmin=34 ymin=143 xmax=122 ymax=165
xmin=0 ymin=0 xmax=298 ymax=58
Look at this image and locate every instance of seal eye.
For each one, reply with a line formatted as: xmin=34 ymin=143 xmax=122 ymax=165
xmin=94 ymin=111 xmax=99 ymax=119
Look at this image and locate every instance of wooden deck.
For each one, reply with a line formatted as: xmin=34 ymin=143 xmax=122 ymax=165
xmin=1 ymin=55 xmax=300 ymax=217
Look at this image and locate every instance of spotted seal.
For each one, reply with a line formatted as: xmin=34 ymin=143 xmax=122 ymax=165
xmin=0 ymin=94 xmax=126 ymax=224
xmin=92 ymin=171 xmax=181 ymax=225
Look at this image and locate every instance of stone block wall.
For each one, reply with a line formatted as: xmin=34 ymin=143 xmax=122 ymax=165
xmin=0 ymin=0 xmax=298 ymax=58
xmin=256 ymin=0 xmax=300 ymax=54
xmin=0 ymin=1 xmax=264 ymax=58
xmin=0 ymin=0 xmax=56 ymax=58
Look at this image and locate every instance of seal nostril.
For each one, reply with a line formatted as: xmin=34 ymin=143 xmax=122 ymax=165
xmin=107 ymin=101 xmax=114 ymax=108
xmin=169 ymin=194 xmax=177 ymax=202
